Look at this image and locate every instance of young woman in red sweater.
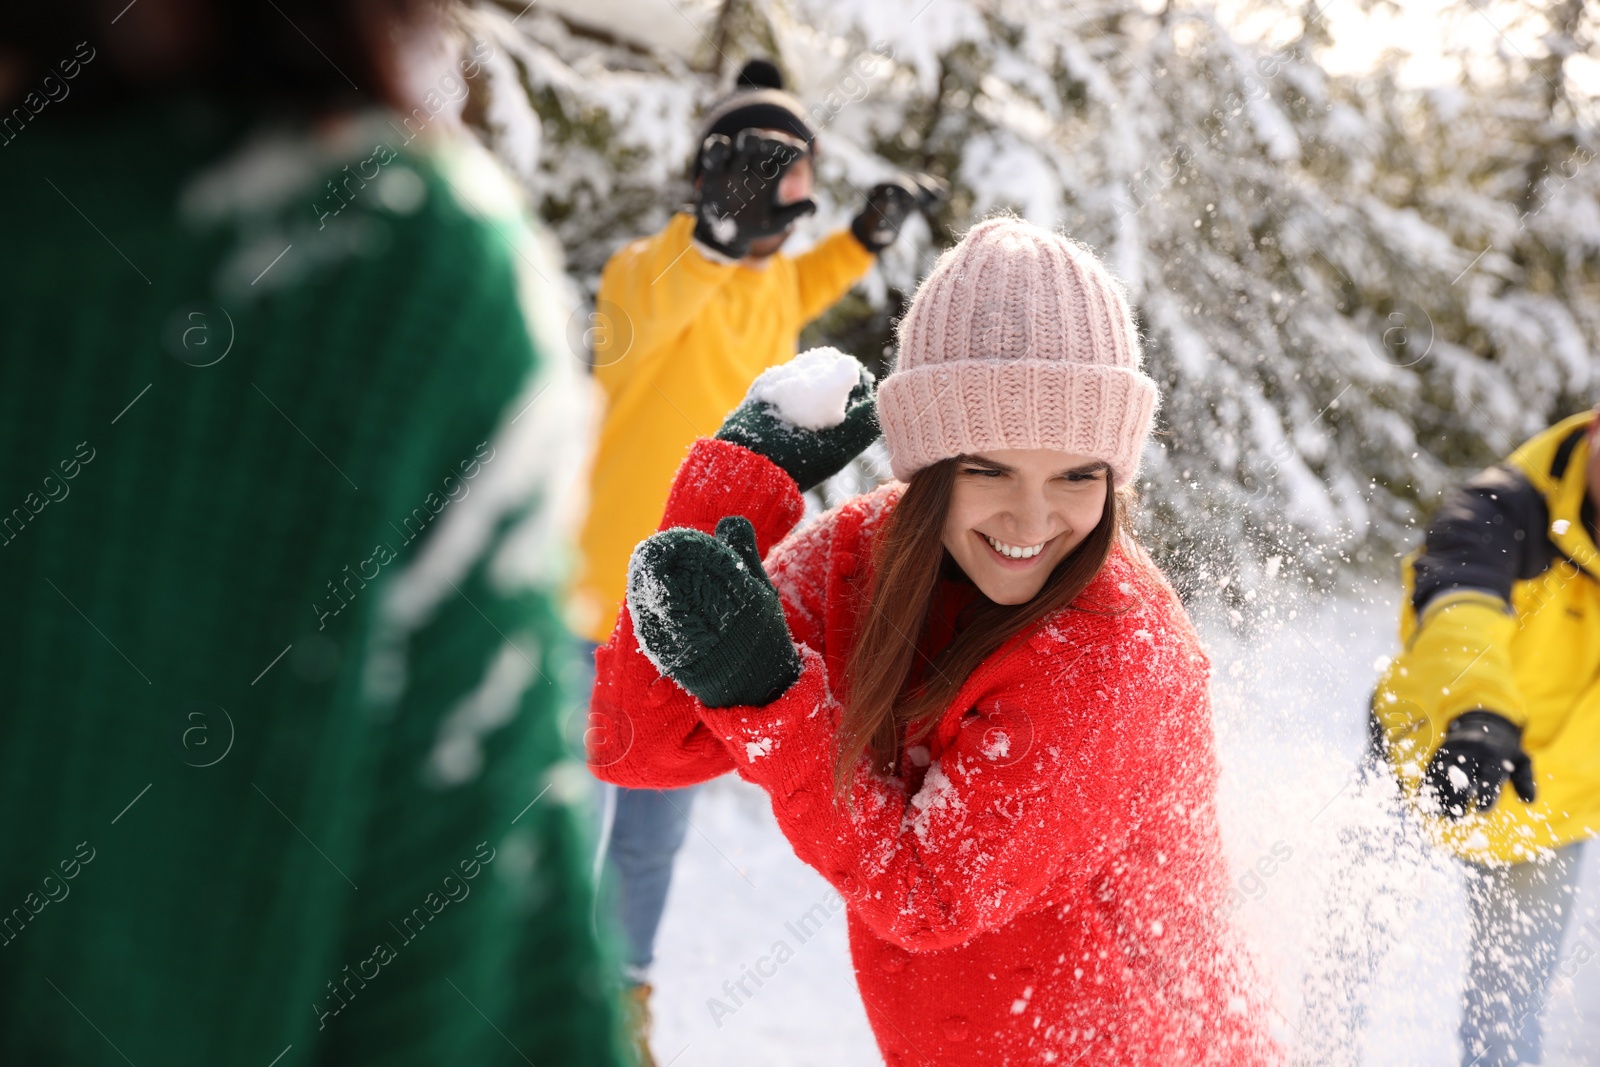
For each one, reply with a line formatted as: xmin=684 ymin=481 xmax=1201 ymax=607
xmin=588 ymin=217 xmax=1280 ymax=1065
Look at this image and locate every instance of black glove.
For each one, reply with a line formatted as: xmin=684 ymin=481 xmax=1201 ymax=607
xmin=627 ymin=516 xmax=802 ymax=709
xmin=850 ymin=172 xmax=948 ymax=252
xmin=1423 ymin=710 xmax=1537 ymax=819
xmin=715 ymin=356 xmax=879 ymax=492
xmin=694 ymin=130 xmax=818 ymax=259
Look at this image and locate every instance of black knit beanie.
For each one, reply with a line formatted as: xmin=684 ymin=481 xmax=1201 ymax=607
xmin=692 ymin=59 xmax=816 ymax=177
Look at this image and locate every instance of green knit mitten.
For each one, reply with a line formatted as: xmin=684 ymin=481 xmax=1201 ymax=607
xmin=627 ymin=515 xmax=802 ymax=708
xmin=716 ymin=348 xmax=880 ymax=493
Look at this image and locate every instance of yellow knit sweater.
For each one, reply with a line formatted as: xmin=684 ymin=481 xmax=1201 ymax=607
xmin=571 ymin=212 xmax=874 ymax=642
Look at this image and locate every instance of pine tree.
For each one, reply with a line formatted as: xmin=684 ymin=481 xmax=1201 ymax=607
xmin=461 ymin=0 xmax=1600 ymax=595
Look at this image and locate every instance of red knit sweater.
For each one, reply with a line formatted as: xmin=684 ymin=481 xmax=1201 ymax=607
xmin=589 ymin=439 xmax=1280 ymax=1067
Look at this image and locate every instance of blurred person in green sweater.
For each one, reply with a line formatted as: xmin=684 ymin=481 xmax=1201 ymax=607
xmin=0 ymin=3 xmax=627 ymax=1065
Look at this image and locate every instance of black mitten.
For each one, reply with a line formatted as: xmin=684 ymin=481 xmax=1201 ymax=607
xmin=694 ymin=130 xmax=817 ymax=259
xmin=850 ymin=172 xmax=949 ymax=252
xmin=1423 ymin=710 xmax=1537 ymax=819
xmin=627 ymin=516 xmax=802 ymax=709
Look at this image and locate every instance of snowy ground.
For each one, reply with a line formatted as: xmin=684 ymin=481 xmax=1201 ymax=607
xmin=634 ymin=586 xmax=1600 ymax=1065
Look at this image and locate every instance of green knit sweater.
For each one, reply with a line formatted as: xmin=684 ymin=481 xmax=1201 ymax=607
xmin=0 ymin=101 xmax=627 ymax=1067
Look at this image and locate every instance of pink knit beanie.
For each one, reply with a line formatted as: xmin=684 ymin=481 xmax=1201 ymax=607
xmin=877 ymin=216 xmax=1158 ymax=487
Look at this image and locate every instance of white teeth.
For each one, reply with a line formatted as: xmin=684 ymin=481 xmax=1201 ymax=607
xmin=984 ymin=534 xmax=1046 ymax=560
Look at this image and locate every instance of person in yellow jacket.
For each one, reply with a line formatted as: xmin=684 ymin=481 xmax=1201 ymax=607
xmin=572 ymin=59 xmax=943 ymax=1067
xmin=1373 ymin=408 xmax=1600 ymax=1066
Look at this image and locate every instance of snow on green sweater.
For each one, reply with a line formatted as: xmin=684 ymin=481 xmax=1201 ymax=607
xmin=0 ymin=101 xmax=625 ymax=1067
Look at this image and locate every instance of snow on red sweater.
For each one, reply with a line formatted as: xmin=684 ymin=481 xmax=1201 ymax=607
xmin=589 ymin=438 xmax=1281 ymax=1067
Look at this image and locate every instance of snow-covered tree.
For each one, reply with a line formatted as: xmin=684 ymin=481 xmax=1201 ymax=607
xmin=456 ymin=0 xmax=1600 ymax=595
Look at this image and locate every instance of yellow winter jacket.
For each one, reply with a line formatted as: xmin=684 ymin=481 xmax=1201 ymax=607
xmin=1374 ymin=411 xmax=1600 ymax=864
xmin=570 ymin=212 xmax=875 ymax=642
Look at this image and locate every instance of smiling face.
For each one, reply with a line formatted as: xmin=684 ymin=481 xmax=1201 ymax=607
xmin=940 ymin=449 xmax=1110 ymax=605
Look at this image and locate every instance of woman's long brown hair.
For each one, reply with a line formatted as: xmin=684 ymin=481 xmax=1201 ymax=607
xmin=835 ymin=458 xmax=1122 ymax=797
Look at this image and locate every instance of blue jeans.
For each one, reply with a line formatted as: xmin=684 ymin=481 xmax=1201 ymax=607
xmin=606 ymin=781 xmax=699 ymax=980
xmin=576 ymin=638 xmax=700 ymax=983
xmin=1460 ymin=840 xmax=1586 ymax=1066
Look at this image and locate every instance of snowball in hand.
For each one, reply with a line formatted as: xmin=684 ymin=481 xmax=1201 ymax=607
xmin=715 ymin=345 xmax=879 ymax=493
xmin=747 ymin=347 xmax=870 ymax=430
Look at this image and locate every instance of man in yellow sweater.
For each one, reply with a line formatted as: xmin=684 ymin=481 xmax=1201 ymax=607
xmin=1374 ymin=408 xmax=1600 ymax=1066
xmin=573 ymin=59 xmax=938 ymax=1064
